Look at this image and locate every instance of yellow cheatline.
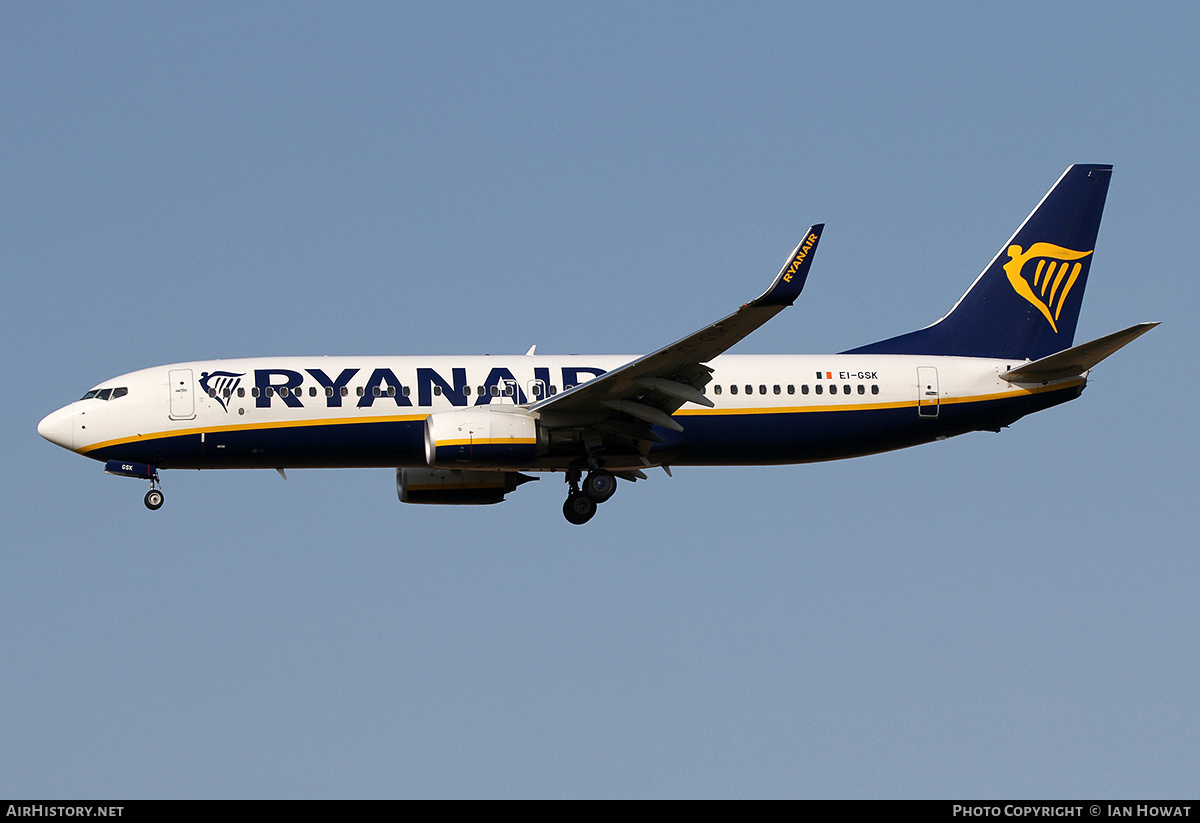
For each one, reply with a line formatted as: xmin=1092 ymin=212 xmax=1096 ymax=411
xmin=674 ymin=380 xmax=1083 ymax=417
xmin=79 ymin=412 xmax=430 ymax=454
xmin=436 ymin=438 xmax=537 ymax=447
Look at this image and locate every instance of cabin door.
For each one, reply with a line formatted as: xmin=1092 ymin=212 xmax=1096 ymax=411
xmin=917 ymin=367 xmax=939 ymax=417
xmin=168 ymin=369 xmax=196 ymax=420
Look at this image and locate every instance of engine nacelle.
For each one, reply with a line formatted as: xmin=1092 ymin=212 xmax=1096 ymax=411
xmin=397 ymin=468 xmax=537 ymax=505
xmin=424 ymin=408 xmax=541 ymax=469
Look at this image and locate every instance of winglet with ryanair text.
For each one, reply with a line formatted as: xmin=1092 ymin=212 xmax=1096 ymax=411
xmin=755 ymin=224 xmax=823 ymax=307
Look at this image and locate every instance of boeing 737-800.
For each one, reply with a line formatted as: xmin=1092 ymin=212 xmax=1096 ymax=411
xmin=38 ymin=164 xmax=1155 ymax=523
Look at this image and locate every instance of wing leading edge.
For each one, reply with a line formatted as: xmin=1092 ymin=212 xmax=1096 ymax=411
xmin=530 ymin=225 xmax=824 ymax=438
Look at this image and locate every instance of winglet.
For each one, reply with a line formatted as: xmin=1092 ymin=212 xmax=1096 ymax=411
xmin=755 ymin=224 xmax=824 ymax=307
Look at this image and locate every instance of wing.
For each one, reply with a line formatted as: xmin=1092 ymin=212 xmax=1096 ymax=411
xmin=530 ymin=225 xmax=824 ymax=458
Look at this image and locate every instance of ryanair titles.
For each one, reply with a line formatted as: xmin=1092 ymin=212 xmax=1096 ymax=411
xmin=200 ymin=365 xmax=608 ymax=411
xmin=782 ymin=231 xmax=820 ymax=283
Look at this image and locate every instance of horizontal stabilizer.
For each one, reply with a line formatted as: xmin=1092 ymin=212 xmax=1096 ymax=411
xmin=1000 ymin=322 xmax=1159 ymax=383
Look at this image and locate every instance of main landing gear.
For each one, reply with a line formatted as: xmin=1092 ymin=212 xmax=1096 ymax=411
xmin=562 ymin=469 xmax=617 ymax=525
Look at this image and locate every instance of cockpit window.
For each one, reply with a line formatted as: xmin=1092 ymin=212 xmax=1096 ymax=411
xmin=81 ymin=386 xmax=129 ymax=401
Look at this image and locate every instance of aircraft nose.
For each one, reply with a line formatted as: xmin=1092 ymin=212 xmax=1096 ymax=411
xmin=37 ymin=407 xmax=75 ymax=451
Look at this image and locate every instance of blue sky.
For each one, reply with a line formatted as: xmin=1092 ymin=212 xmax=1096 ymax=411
xmin=3 ymin=2 xmax=1197 ymax=798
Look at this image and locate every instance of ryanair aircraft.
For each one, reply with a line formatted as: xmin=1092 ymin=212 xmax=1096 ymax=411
xmin=39 ymin=164 xmax=1155 ymax=524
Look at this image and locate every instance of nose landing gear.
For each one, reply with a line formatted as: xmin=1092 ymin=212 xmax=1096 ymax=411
xmin=144 ymin=486 xmax=164 ymax=511
xmin=562 ymin=469 xmax=617 ymax=525
xmin=104 ymin=460 xmax=164 ymax=511
xmin=142 ymin=472 xmax=164 ymax=510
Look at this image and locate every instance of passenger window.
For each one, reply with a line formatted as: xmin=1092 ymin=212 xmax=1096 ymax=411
xmin=237 ymin=388 xmax=245 ymax=398
xmin=279 ymin=387 xmax=289 ymax=398
xmin=357 ymin=387 xmax=364 ymax=397
xmin=341 ymin=387 xmax=348 ymax=397
xmin=265 ymin=387 xmax=275 ymax=398
xmin=745 ymin=385 xmax=752 ymax=395
xmin=434 ymin=386 xmax=442 ymax=396
xmin=373 ymin=386 xmax=381 ymax=397
xmin=387 ymin=386 xmax=395 ymax=397
xmin=714 ymin=385 xmax=722 ymax=395
xmin=829 ymin=385 xmax=837 ymax=395
xmin=325 ymin=387 xmax=334 ymax=397
xmin=463 ymin=386 xmax=472 ymax=396
xmin=549 ymin=386 xmax=558 ymax=396
xmin=843 ymin=385 xmax=850 ymax=394
xmin=310 ymin=387 xmax=317 ymax=397
xmin=222 ymin=388 xmax=231 ymax=399
xmin=815 ymin=385 xmax=822 ymax=395
xmin=730 ymin=385 xmax=738 ymax=395
xmin=773 ymin=385 xmax=781 ymax=395
xmin=858 ymin=385 xmax=865 ymax=395
xmin=871 ymin=385 xmax=879 ymax=395
xmin=787 ymin=385 xmax=795 ymax=395
xmin=252 ymin=387 xmax=260 ymax=398
xmin=490 ymin=385 xmax=499 ymax=397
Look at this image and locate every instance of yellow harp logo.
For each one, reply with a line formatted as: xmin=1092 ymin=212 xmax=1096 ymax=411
xmin=1003 ymin=243 xmax=1092 ymax=333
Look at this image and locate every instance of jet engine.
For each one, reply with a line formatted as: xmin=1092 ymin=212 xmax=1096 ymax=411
xmin=397 ymin=468 xmax=537 ymax=505
xmin=423 ymin=408 xmax=543 ymax=469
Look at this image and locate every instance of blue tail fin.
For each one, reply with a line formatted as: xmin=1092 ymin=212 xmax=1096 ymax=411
xmin=845 ymin=164 xmax=1113 ymax=361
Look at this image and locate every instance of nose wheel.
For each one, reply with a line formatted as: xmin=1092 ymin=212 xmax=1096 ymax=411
xmin=143 ymin=475 xmax=164 ymax=511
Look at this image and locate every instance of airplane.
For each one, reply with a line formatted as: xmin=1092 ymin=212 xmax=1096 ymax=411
xmin=38 ymin=164 xmax=1156 ymax=524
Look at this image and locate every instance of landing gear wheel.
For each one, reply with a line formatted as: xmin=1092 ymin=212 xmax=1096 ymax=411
xmin=144 ymin=489 xmax=164 ymax=511
xmin=563 ymin=491 xmax=597 ymax=525
xmin=583 ymin=469 xmax=617 ymax=503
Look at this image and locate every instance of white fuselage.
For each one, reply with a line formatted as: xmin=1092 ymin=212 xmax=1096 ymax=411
xmin=37 ymin=352 xmax=1084 ymax=471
